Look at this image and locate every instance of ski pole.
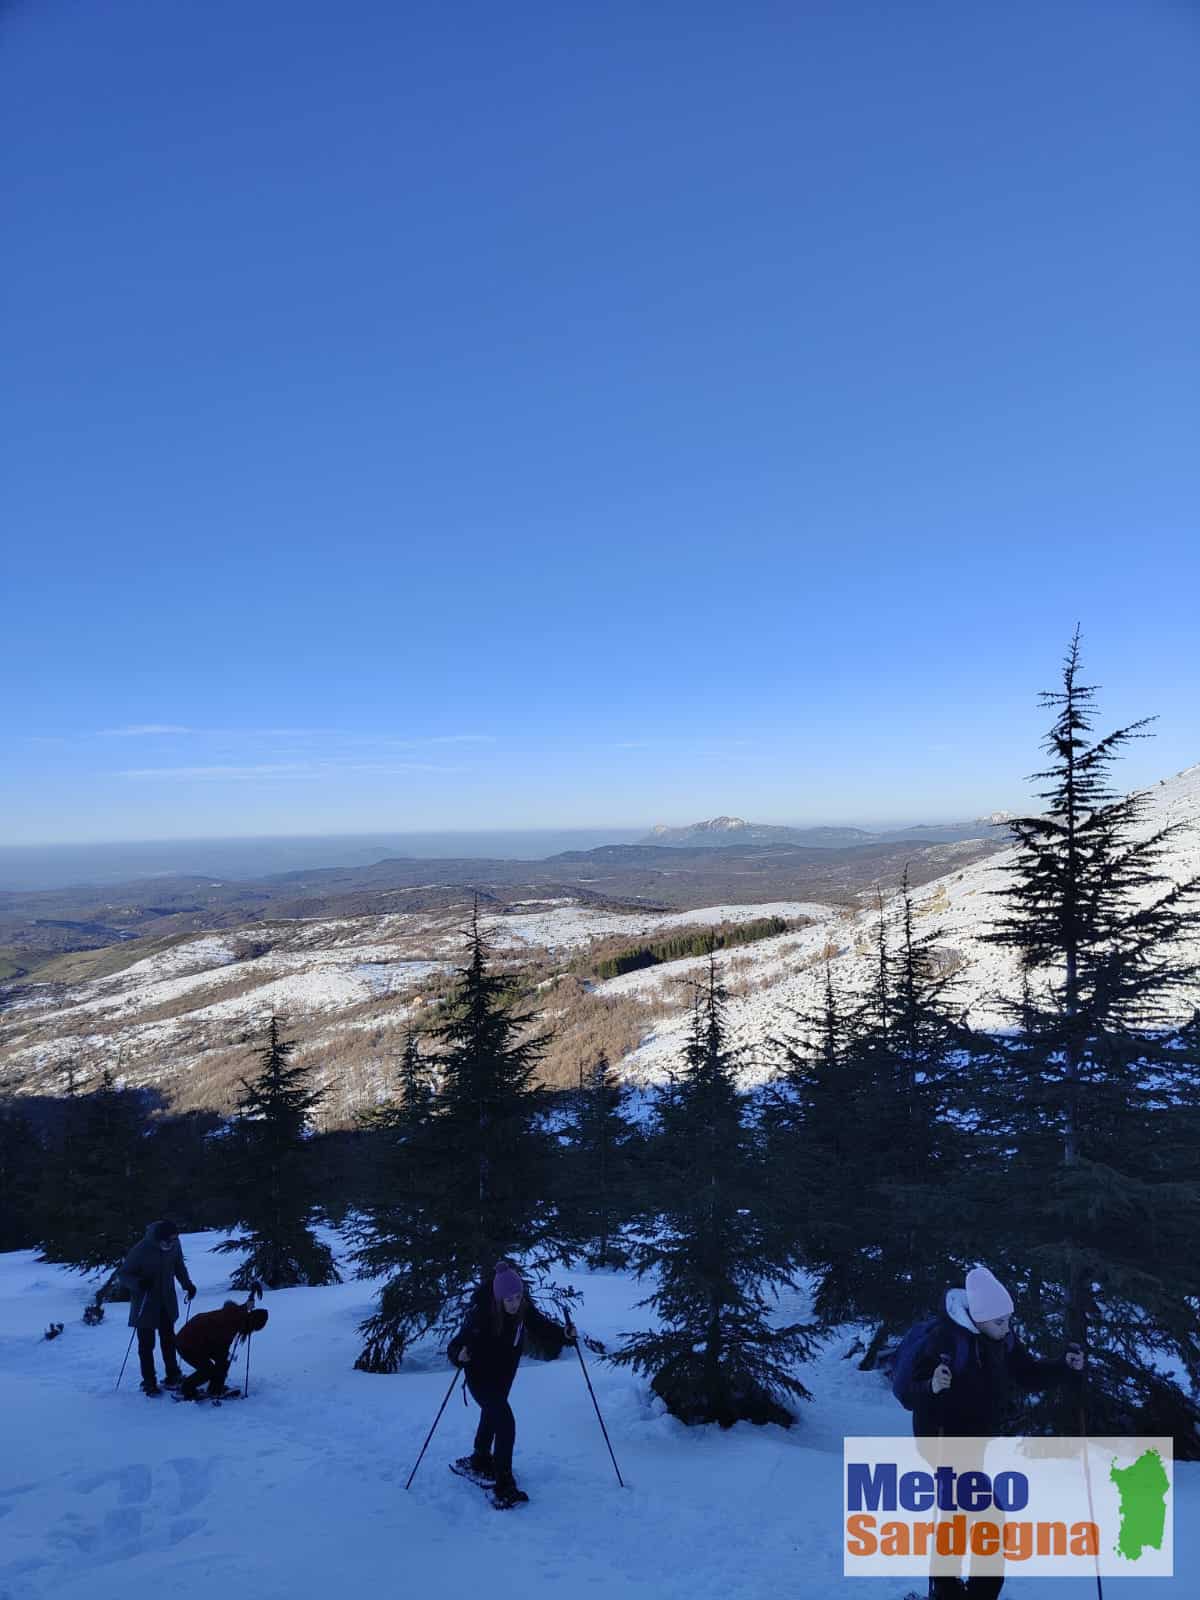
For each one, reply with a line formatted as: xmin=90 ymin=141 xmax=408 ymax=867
xmin=115 ymin=1291 xmax=146 ymax=1391
xmin=567 ymin=1318 xmax=624 ymax=1487
xmin=1070 ymin=1343 xmax=1104 ymax=1600
xmin=242 ymin=1279 xmax=263 ymax=1396
xmin=930 ymin=1350 xmax=953 ymax=1591
xmin=405 ymin=1368 xmax=464 ymax=1491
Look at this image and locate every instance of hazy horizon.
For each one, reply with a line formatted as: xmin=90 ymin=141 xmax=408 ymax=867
xmin=0 ymin=810 xmax=1010 ymax=892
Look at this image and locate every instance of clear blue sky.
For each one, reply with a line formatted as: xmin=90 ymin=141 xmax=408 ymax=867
xmin=5 ymin=0 xmax=1197 ymax=844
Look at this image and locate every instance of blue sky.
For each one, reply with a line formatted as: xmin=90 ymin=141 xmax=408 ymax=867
xmin=5 ymin=0 xmax=1197 ymax=844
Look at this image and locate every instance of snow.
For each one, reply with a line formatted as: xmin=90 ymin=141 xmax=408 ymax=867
xmin=482 ymin=901 xmax=832 ymax=954
xmin=0 ymin=1236 xmax=1192 ymax=1598
xmin=607 ymin=763 xmax=1200 ymax=1087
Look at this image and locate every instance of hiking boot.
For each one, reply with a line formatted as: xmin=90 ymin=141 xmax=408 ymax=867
xmin=491 ymin=1473 xmax=528 ymax=1508
xmin=467 ymin=1452 xmax=496 ymax=1480
xmin=162 ymin=1372 xmax=183 ymax=1390
xmin=140 ymin=1379 xmax=161 ymax=1396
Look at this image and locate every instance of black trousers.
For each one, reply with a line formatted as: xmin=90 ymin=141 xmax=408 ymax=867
xmin=137 ymin=1313 xmax=179 ymax=1384
xmin=180 ymin=1352 xmax=231 ymax=1398
xmin=466 ymin=1372 xmax=516 ymax=1475
xmin=929 ymin=1579 xmax=1004 ymax=1599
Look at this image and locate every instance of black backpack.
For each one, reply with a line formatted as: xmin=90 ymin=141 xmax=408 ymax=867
xmin=890 ymin=1315 xmax=971 ymax=1410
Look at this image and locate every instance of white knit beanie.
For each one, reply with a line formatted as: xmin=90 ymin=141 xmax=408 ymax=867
xmin=965 ymin=1265 xmax=1014 ymax=1323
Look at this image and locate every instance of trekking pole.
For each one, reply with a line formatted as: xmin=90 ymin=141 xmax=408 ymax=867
xmin=115 ymin=1292 xmax=146 ymax=1392
xmin=405 ymin=1368 xmax=464 ymax=1491
xmin=1070 ymin=1343 xmax=1104 ymax=1600
xmin=931 ymin=1351 xmax=952 ymax=1592
xmin=567 ymin=1318 xmax=625 ymax=1487
xmin=242 ymin=1279 xmax=263 ymax=1397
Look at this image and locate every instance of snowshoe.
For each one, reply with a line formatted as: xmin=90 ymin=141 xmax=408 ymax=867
xmin=450 ymin=1454 xmax=497 ymax=1485
xmin=173 ymin=1386 xmax=240 ymax=1405
xmin=490 ymin=1476 xmax=529 ymax=1510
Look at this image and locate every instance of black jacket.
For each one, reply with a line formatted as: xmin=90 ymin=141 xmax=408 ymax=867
xmin=117 ymin=1224 xmax=195 ymax=1330
xmin=900 ymin=1288 xmax=1078 ymax=1438
xmin=447 ymin=1282 xmax=568 ymax=1388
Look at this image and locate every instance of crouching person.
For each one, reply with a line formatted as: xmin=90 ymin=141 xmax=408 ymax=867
xmin=175 ymin=1300 xmax=269 ymax=1400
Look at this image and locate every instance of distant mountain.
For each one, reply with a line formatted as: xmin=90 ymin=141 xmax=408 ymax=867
xmin=639 ymin=816 xmax=1003 ymax=849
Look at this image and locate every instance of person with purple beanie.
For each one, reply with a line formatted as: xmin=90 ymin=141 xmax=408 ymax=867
xmin=447 ymin=1260 xmax=575 ymax=1507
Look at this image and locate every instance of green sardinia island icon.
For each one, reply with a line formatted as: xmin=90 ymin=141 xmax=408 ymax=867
xmin=1109 ymin=1449 xmax=1171 ymax=1561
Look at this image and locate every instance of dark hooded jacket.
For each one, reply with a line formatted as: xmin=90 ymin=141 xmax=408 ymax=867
xmin=900 ymin=1286 xmax=1078 ymax=1438
xmin=175 ymin=1302 xmax=256 ymax=1366
xmin=447 ymin=1282 xmax=568 ymax=1388
xmin=117 ymin=1223 xmax=195 ymax=1330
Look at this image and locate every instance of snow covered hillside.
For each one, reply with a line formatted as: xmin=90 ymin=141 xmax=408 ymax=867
xmin=1 ymin=1235 xmax=1191 ymax=1600
xmin=2 ymin=766 xmax=1195 ymax=1112
xmin=604 ymin=764 xmax=1200 ymax=1088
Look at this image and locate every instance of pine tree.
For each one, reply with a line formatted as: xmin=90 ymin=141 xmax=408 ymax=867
xmin=566 ymin=1052 xmax=639 ymax=1267
xmin=34 ymin=1062 xmax=92 ymax=1266
xmin=768 ymin=882 xmax=971 ymax=1365
xmin=73 ymin=1069 xmax=157 ymax=1277
xmin=216 ymin=1016 xmax=341 ymax=1290
xmin=352 ymin=912 xmax=573 ymax=1372
xmin=612 ymin=953 xmax=819 ymax=1426
xmin=971 ymin=631 xmax=1200 ymax=1449
xmin=0 ymin=1100 xmax=41 ymax=1252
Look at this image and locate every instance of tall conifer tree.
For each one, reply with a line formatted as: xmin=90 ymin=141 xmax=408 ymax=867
xmin=217 ymin=1016 xmax=341 ymax=1290
xmin=0 ymin=1101 xmax=41 ymax=1252
xmin=567 ymin=1052 xmax=639 ymax=1267
xmin=768 ymin=883 xmax=970 ymax=1363
xmin=613 ymin=954 xmax=818 ymax=1426
xmin=971 ymin=631 xmax=1200 ymax=1446
xmin=353 ymin=911 xmax=573 ymax=1372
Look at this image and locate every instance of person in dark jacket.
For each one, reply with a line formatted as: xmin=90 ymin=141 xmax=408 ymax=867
xmin=117 ymin=1219 xmax=196 ymax=1395
xmin=898 ymin=1266 xmax=1086 ymax=1600
xmin=175 ymin=1300 xmax=268 ymax=1399
xmin=447 ymin=1261 xmax=575 ymax=1505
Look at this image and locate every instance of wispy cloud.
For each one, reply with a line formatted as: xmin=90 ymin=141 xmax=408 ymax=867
xmin=117 ymin=760 xmax=463 ymax=781
xmin=117 ymin=764 xmax=317 ymax=781
xmin=94 ymin=726 xmax=495 ymax=745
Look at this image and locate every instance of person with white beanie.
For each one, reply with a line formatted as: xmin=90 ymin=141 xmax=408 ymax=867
xmin=893 ymin=1265 xmax=1086 ymax=1600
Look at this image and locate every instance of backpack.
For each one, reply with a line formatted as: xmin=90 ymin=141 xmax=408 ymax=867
xmin=889 ymin=1315 xmax=970 ymax=1410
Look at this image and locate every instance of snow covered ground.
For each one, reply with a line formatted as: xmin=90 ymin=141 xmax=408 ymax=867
xmin=2 ymin=765 xmax=1196 ymax=1107
xmin=0 ymin=1235 xmax=1191 ymax=1599
xmin=481 ymin=900 xmax=833 ymax=953
xmin=609 ymin=763 xmax=1200 ymax=1088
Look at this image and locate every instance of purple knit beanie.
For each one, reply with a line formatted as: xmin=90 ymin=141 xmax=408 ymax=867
xmin=493 ymin=1266 xmax=524 ymax=1301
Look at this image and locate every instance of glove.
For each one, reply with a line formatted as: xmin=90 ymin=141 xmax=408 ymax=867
xmin=185 ymin=1284 xmax=196 ymax=1303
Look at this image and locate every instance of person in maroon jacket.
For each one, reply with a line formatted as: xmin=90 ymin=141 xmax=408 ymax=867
xmin=175 ymin=1300 xmax=269 ymax=1399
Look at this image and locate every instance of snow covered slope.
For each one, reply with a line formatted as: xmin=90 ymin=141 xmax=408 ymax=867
xmin=1 ymin=1236 xmax=1192 ymax=1599
xmin=2 ymin=766 xmax=1194 ymax=1109
xmin=605 ymin=764 xmax=1200 ymax=1086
